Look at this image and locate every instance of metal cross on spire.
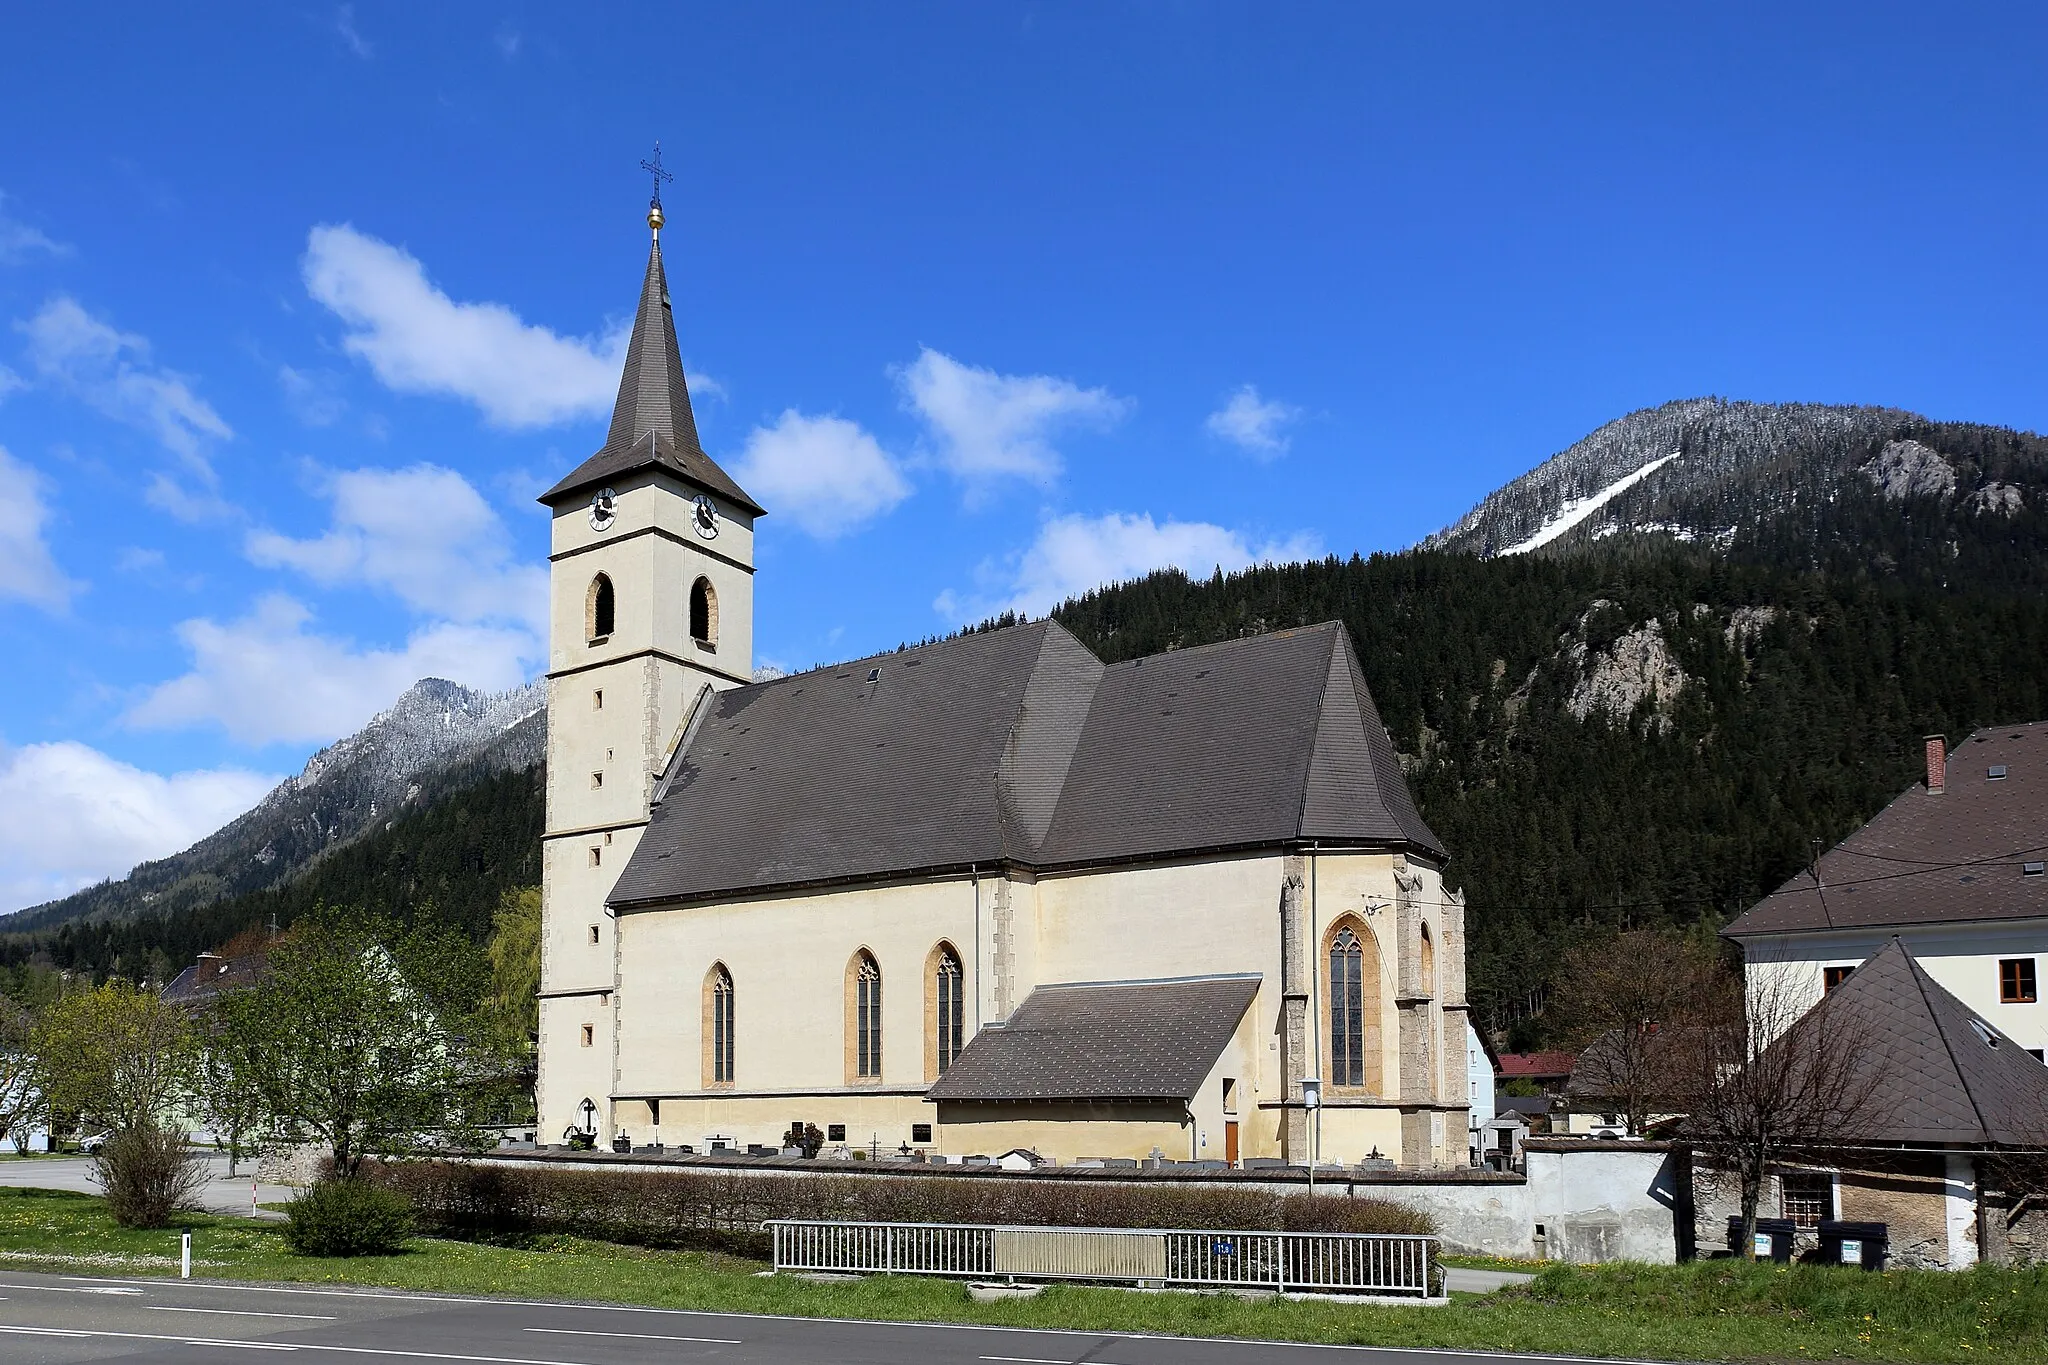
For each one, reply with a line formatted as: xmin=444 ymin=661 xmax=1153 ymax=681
xmin=640 ymin=142 xmax=674 ymax=211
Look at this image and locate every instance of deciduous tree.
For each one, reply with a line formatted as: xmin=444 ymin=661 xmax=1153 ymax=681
xmin=31 ymin=982 xmax=193 ymax=1135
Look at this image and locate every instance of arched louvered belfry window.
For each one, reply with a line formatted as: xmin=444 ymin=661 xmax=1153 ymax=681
xmin=848 ymin=951 xmax=883 ymax=1081
xmin=588 ymin=573 xmax=615 ymax=642
xmin=1329 ymin=925 xmax=1366 ymax=1088
xmin=689 ymin=576 xmax=717 ymax=646
xmin=704 ymin=964 xmax=734 ymax=1087
xmin=934 ymin=945 xmax=964 ymax=1074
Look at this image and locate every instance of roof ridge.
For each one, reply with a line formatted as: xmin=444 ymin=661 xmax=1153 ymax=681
xmin=1106 ymin=620 xmax=1343 ymax=669
xmin=1293 ymin=627 xmax=1344 ymax=838
xmin=1899 ymin=938 xmax=1992 ymax=1141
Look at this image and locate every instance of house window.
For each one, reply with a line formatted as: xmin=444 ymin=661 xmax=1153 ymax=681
xmin=580 ymin=1024 xmax=594 ymax=1048
xmin=1823 ymin=965 xmax=1856 ymax=992
xmin=587 ymin=573 xmax=614 ymax=642
xmin=933 ymin=944 xmax=964 ymax=1075
xmin=1330 ymin=926 xmax=1366 ymax=1088
xmin=690 ymin=577 xmax=718 ymax=647
xmin=2001 ymin=958 xmax=2038 ymax=1004
xmin=1780 ymin=1173 xmax=1833 ymax=1229
xmin=1222 ymin=1078 xmax=1238 ymax=1114
xmin=851 ymin=952 xmax=883 ymax=1080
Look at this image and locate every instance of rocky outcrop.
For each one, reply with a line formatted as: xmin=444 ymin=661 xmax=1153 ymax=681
xmin=1860 ymin=439 xmax=1957 ymax=501
xmin=1567 ymin=620 xmax=1688 ymax=731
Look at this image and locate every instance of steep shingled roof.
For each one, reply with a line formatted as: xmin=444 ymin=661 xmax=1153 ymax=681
xmin=539 ymin=238 xmax=761 ymax=514
xmin=1801 ymin=938 xmax=2048 ymax=1146
xmin=1726 ymin=722 xmax=2048 ymax=937
xmin=605 ymin=619 xmax=1443 ymax=909
xmin=927 ymin=975 xmax=1261 ymax=1103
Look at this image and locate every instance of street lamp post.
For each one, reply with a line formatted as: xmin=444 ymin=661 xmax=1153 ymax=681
xmin=1301 ymin=1077 xmax=1322 ymax=1196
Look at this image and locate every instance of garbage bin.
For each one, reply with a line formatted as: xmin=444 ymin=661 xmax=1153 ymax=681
xmin=1818 ymin=1220 xmax=1887 ymax=1270
xmin=1727 ymin=1216 xmax=1796 ymax=1262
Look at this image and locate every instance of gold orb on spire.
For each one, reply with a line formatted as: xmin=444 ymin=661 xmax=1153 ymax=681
xmin=648 ymin=201 xmax=665 ymax=233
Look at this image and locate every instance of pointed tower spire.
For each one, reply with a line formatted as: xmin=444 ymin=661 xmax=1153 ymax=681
xmin=537 ymin=165 xmax=762 ymax=516
xmin=600 ymin=236 xmax=704 ymax=457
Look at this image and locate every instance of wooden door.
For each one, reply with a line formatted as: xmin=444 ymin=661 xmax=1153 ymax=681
xmin=1224 ymin=1121 xmax=1239 ymax=1166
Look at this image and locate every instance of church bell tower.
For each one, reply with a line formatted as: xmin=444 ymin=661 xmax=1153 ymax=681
xmin=532 ymin=182 xmax=764 ymax=1145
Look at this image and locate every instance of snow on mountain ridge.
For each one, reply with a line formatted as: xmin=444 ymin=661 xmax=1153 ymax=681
xmin=1499 ymin=452 xmax=1681 ymax=556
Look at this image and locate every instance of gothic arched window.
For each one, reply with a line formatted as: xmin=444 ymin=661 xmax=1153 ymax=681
xmin=689 ymin=577 xmax=717 ymax=647
xmin=1420 ymin=922 xmax=1437 ymax=997
xmin=588 ymin=573 xmax=615 ymax=642
xmin=1330 ymin=926 xmax=1366 ymax=1089
xmin=704 ymin=964 xmax=734 ymax=1087
xmin=849 ymin=951 xmax=883 ymax=1081
xmin=933 ymin=944 xmax=964 ymax=1075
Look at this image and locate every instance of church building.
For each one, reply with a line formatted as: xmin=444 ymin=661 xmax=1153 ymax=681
xmin=536 ymin=198 xmax=1471 ymax=1168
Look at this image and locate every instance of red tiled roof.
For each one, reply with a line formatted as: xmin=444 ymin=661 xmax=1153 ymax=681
xmin=1498 ymin=1051 xmax=1577 ymax=1078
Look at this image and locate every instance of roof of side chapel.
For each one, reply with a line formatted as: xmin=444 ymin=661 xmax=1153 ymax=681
xmin=606 ymin=619 xmax=1445 ymax=910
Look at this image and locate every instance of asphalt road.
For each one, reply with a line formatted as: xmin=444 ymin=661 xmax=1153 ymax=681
xmin=0 ymin=1270 xmax=1620 ymax=1365
xmin=0 ymin=1158 xmax=293 ymax=1220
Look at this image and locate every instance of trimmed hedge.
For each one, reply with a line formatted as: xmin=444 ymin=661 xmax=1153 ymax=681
xmin=368 ymin=1159 xmax=1433 ymax=1258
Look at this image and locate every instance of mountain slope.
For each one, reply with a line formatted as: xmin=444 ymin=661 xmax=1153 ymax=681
xmin=1426 ymin=398 xmax=2048 ymax=570
xmin=5 ymin=678 xmax=546 ymax=933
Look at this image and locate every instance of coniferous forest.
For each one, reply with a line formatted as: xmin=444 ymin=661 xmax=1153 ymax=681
xmin=7 ymin=458 xmax=2044 ymax=1047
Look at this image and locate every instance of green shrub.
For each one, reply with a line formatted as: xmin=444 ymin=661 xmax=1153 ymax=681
xmin=284 ymin=1178 xmax=415 ymax=1257
xmin=368 ymin=1158 xmax=1432 ymax=1259
xmin=93 ymin=1124 xmax=209 ymax=1229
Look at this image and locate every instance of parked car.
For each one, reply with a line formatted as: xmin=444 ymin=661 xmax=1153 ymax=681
xmin=77 ymin=1131 xmax=111 ymax=1154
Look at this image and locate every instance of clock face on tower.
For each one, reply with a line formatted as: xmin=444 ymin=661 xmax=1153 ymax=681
xmin=589 ymin=487 xmax=618 ymax=532
xmin=692 ymin=494 xmax=719 ymax=539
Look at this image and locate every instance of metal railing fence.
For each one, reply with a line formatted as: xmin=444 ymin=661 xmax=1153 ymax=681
xmin=765 ymin=1219 xmax=1436 ymax=1296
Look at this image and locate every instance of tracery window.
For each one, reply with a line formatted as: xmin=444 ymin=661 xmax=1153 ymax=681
xmin=934 ymin=945 xmax=964 ymax=1074
xmin=853 ymin=952 xmax=883 ymax=1080
xmin=705 ymin=964 xmax=734 ymax=1086
xmin=1330 ymin=926 xmax=1366 ymax=1088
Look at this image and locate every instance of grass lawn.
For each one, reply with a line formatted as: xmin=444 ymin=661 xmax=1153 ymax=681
xmin=0 ymin=1186 xmax=2043 ymax=1363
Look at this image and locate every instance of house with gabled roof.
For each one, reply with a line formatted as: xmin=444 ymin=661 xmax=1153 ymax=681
xmin=1727 ymin=728 xmax=2048 ymax=1059
xmin=534 ymin=194 xmax=1471 ymax=1168
xmin=1692 ymin=938 xmax=2048 ymax=1268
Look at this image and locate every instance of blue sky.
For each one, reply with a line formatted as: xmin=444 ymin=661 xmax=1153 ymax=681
xmin=2 ymin=4 xmax=2045 ymax=911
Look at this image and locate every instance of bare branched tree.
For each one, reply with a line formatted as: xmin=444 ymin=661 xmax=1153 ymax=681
xmin=1550 ymin=929 xmax=1723 ymax=1136
xmin=1674 ymin=965 xmax=1887 ymax=1257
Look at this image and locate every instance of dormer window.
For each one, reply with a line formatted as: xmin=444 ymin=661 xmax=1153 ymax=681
xmin=1989 ymin=765 xmax=2009 ymax=780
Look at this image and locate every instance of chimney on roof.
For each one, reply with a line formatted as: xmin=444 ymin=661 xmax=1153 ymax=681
xmin=1925 ymin=734 xmax=1947 ymax=795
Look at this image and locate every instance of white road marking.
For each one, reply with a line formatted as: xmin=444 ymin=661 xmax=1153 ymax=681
xmin=525 ymin=1326 xmax=741 ymax=1344
xmin=0 ymin=1323 xmax=589 ymax=1364
xmin=0 ymin=1282 xmax=141 ymax=1294
xmin=149 ymin=1305 xmax=340 ymax=1320
xmin=980 ymin=1356 xmax=1075 ymax=1363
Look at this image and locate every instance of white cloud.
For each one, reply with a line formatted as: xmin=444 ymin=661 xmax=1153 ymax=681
xmin=732 ymin=410 xmax=910 ymax=538
xmin=898 ymin=347 xmax=1128 ymax=495
xmin=303 ymin=224 xmax=625 ymax=429
xmin=17 ymin=297 xmax=233 ymax=464
xmin=0 ymin=740 xmax=278 ymax=913
xmin=1206 ymin=384 xmax=1302 ymax=458
xmin=938 ymin=511 xmax=1322 ymax=622
xmin=0 ymin=365 xmax=23 ymax=401
xmin=0 ymin=446 xmax=78 ymax=612
xmin=246 ymin=463 xmax=546 ymax=631
xmin=128 ymin=594 xmax=536 ymax=747
xmin=0 ymin=193 xmax=67 ymax=265
xmin=334 ymin=4 xmax=372 ymax=57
